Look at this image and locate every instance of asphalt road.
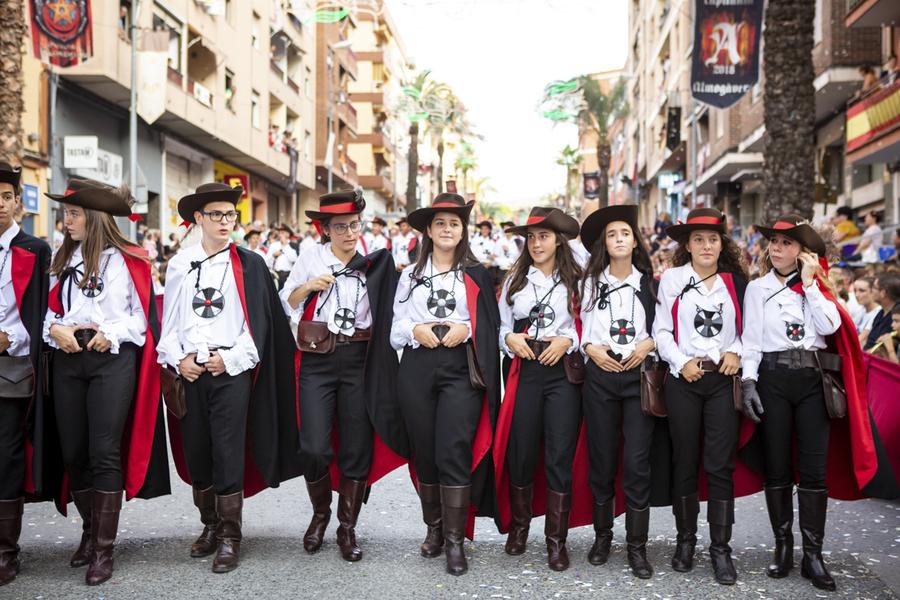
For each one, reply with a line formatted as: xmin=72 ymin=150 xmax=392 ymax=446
xmin=6 ymin=459 xmax=900 ymax=600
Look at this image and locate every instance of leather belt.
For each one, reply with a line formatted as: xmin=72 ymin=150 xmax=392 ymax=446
xmin=336 ymin=328 xmax=371 ymax=345
xmin=526 ymin=339 xmax=550 ymax=356
xmin=697 ymin=359 xmax=719 ymax=373
xmin=761 ymin=348 xmax=840 ymax=371
xmin=73 ymin=328 xmax=97 ymax=350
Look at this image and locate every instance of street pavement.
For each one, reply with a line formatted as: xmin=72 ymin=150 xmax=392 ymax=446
xmin=7 ymin=460 xmax=900 ymax=600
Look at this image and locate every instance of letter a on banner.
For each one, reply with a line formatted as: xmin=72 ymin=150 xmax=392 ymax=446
xmin=690 ymin=0 xmax=764 ymax=109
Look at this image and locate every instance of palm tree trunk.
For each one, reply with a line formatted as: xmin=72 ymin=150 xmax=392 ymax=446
xmin=563 ymin=169 xmax=572 ymax=210
xmin=436 ymin=141 xmax=444 ymax=194
xmin=0 ymin=0 xmax=25 ymax=163
xmin=596 ymin=141 xmax=611 ymax=208
xmin=461 ymin=168 xmax=468 ymax=199
xmin=762 ymin=0 xmax=815 ymax=221
xmin=406 ymin=122 xmax=419 ymax=212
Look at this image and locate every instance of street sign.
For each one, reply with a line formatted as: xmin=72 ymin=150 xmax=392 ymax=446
xmin=71 ymin=148 xmax=123 ymax=186
xmin=22 ymin=184 xmax=39 ymax=213
xmin=63 ymin=135 xmax=98 ymax=169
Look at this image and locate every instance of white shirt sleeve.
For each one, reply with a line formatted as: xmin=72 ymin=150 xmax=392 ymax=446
xmin=217 ymin=326 xmax=260 ymax=375
xmin=156 ymin=257 xmax=188 ymax=369
xmin=740 ymin=282 xmax=765 ymax=381
xmin=1 ymin=318 xmax=29 ymax=356
xmin=279 ymin=252 xmax=312 ymax=320
xmin=653 ymin=272 xmax=692 ymax=377
xmin=805 ymin=281 xmax=841 ymax=337
xmin=498 ymin=279 xmax=515 ymax=358
xmin=390 ymin=271 xmax=417 ymax=350
xmin=97 ymin=276 xmax=147 ymax=354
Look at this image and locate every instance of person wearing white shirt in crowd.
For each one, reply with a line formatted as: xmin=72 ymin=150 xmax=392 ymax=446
xmin=299 ymin=220 xmax=321 ymax=255
xmin=578 ymin=205 xmax=661 ymax=579
xmin=492 ymin=222 xmax=521 ymax=280
xmin=243 ymin=229 xmax=267 ymax=261
xmin=739 ymin=215 xmax=845 ymax=592
xmin=495 ymin=207 xmax=582 ymax=572
xmin=364 ymin=216 xmax=391 ymax=253
xmin=652 ymin=208 xmax=746 ymax=587
xmin=391 ymin=217 xmax=419 ymax=271
xmin=470 ymin=220 xmax=495 ymax=267
xmin=267 ymin=225 xmax=298 ymax=289
xmin=857 ymin=211 xmax=883 ymax=264
xmin=43 ymin=179 xmax=160 ymax=586
xmin=852 ymin=276 xmax=881 ymax=335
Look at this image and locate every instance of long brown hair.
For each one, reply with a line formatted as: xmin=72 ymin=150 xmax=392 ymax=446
xmin=411 ymin=212 xmax=478 ymax=279
xmin=51 ymin=203 xmax=148 ymax=286
xmin=504 ymin=231 xmax=582 ymax=315
xmin=757 ymin=243 xmax=837 ymax=296
xmin=672 ymin=232 xmax=748 ymax=279
xmin=581 ymin=222 xmax=655 ymax=310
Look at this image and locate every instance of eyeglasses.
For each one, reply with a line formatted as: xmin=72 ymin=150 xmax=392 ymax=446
xmin=328 ymin=220 xmax=362 ymax=235
xmin=201 ymin=210 xmax=239 ymax=223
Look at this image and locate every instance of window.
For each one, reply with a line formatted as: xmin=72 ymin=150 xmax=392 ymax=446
xmin=715 ymin=109 xmax=725 ymax=139
xmin=251 ymin=11 xmax=261 ymax=50
xmin=153 ymin=5 xmax=183 ymax=72
xmin=251 ymin=90 xmax=261 ymax=129
xmin=225 ymin=0 xmax=233 ymax=25
xmin=119 ymin=0 xmax=131 ymax=35
xmin=304 ymin=130 xmax=311 ymax=162
xmin=813 ymin=0 xmax=823 ymax=45
xmin=224 ymin=69 xmax=235 ymax=111
xmin=305 ymin=66 xmax=312 ymax=98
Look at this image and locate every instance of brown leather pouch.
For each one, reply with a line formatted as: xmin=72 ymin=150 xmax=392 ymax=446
xmin=815 ymin=352 xmax=847 ymax=419
xmin=640 ymin=357 xmax=668 ymax=417
xmin=159 ymin=366 xmax=186 ymax=419
xmin=465 ymin=343 xmax=487 ymax=391
xmin=297 ymin=321 xmax=336 ymax=354
xmin=0 ymin=356 xmax=35 ymax=399
xmin=563 ymin=351 xmax=585 ymax=385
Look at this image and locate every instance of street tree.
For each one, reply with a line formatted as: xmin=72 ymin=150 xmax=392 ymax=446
xmin=555 ymin=145 xmax=582 ymax=211
xmin=0 ymin=0 xmax=25 ymax=163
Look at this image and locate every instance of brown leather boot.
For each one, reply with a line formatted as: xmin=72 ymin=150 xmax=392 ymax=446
xmin=190 ymin=486 xmax=218 ymax=558
xmin=85 ymin=490 xmax=122 ymax=586
xmin=504 ymin=483 xmax=532 ymax=556
xmin=336 ymin=477 xmax=366 ymax=562
xmin=418 ymin=483 xmax=443 ymax=558
xmin=671 ymin=493 xmax=699 ymax=572
xmin=69 ymin=488 xmax=92 ymax=567
xmin=303 ymin=474 xmax=332 ymax=553
xmin=545 ymin=490 xmax=571 ymax=572
xmin=441 ymin=485 xmax=470 ymax=576
xmin=587 ymin=500 xmax=614 ymax=566
xmin=0 ymin=498 xmax=23 ymax=586
xmin=212 ymin=491 xmax=242 ymax=573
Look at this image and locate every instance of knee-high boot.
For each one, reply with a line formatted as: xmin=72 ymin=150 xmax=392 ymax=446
xmin=587 ymin=500 xmax=614 ymax=565
xmin=190 ymin=486 xmax=218 ymax=558
xmin=69 ymin=488 xmax=92 ymax=567
xmin=336 ymin=477 xmax=366 ymax=562
xmin=303 ymin=474 xmax=332 ymax=553
xmin=418 ymin=483 xmax=443 ymax=558
xmin=441 ymin=485 xmax=470 ymax=576
xmin=0 ymin=499 xmax=23 ymax=586
xmin=798 ymin=487 xmax=835 ymax=592
xmin=211 ymin=491 xmax=242 ymax=573
xmin=626 ymin=505 xmax=653 ymax=579
xmin=707 ymin=499 xmax=737 ymax=586
xmin=545 ymin=490 xmax=571 ymax=572
xmin=505 ymin=484 xmax=532 ymax=556
xmin=85 ymin=490 xmax=122 ymax=586
xmin=671 ymin=493 xmax=698 ymax=572
xmin=764 ymin=485 xmax=794 ymax=578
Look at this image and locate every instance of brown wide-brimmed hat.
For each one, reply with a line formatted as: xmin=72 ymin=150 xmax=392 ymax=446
xmin=46 ymin=178 xmax=136 ymax=218
xmin=407 ymin=193 xmax=475 ymax=232
xmin=0 ymin=162 xmax=21 ymax=189
xmin=476 ymin=220 xmax=493 ymax=230
xmin=371 ymin=216 xmax=387 ymax=227
xmin=305 ymin=189 xmax=366 ymax=221
xmin=506 ymin=207 xmax=579 ymax=239
xmin=243 ymin=229 xmax=261 ymax=242
xmin=756 ymin=214 xmax=827 ymax=256
xmin=580 ymin=204 xmax=639 ymax=252
xmin=665 ymin=207 xmax=726 ymax=242
xmin=178 ymin=182 xmax=242 ymax=223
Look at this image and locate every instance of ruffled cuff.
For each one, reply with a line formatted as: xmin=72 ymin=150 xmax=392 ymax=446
xmin=42 ymin=316 xmax=61 ymax=349
xmin=156 ymin=333 xmax=188 ymax=371
xmin=407 ymin=322 xmax=421 ymax=349
xmin=98 ymin=322 xmax=123 ymax=354
xmin=1 ymin=321 xmax=29 ymax=356
xmin=218 ymin=332 xmax=260 ymax=376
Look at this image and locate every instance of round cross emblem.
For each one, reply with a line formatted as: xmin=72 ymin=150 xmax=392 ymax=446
xmin=192 ymin=288 xmax=225 ymax=318
xmin=609 ymin=319 xmax=636 ymax=344
xmin=81 ymin=276 xmax=104 ymax=298
xmin=334 ymin=308 xmax=357 ymax=331
xmin=427 ymin=289 xmax=457 ymax=318
xmin=693 ymin=306 xmax=724 ymax=338
xmin=528 ymin=303 xmax=556 ymax=328
xmin=785 ymin=322 xmax=805 ymax=342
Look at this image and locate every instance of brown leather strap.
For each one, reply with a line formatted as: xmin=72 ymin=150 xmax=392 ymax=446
xmin=336 ymin=328 xmax=371 ymax=344
xmin=697 ymin=359 xmax=719 ymax=373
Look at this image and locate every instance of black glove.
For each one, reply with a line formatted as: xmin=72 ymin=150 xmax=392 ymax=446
xmin=741 ymin=378 xmax=764 ymax=423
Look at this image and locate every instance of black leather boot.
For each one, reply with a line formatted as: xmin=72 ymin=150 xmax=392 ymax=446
xmin=441 ymin=485 xmax=470 ymax=576
xmin=505 ymin=484 xmax=532 ymax=556
xmin=211 ymin=491 xmax=242 ymax=573
xmin=798 ymin=487 xmax=835 ymax=591
xmin=545 ymin=491 xmax=571 ymax=572
xmin=418 ymin=483 xmax=443 ymax=558
xmin=85 ymin=490 xmax=122 ymax=586
xmin=0 ymin=498 xmax=23 ymax=586
xmin=764 ymin=485 xmax=794 ymax=578
xmin=69 ymin=488 xmax=92 ymax=568
xmin=587 ymin=500 xmax=613 ymax=566
xmin=707 ymin=499 xmax=737 ymax=585
xmin=625 ymin=505 xmax=653 ymax=579
xmin=670 ymin=493 xmax=698 ymax=572
xmin=335 ymin=477 xmax=366 ymax=562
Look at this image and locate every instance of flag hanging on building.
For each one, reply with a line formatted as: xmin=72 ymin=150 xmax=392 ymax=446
xmin=30 ymin=0 xmax=94 ymax=67
xmin=690 ymin=0 xmax=763 ymax=109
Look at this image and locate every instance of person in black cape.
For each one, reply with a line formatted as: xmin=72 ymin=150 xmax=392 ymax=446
xmin=388 ymin=193 xmax=501 ymax=576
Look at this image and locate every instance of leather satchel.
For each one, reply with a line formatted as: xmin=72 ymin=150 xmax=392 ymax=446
xmin=465 ymin=343 xmax=487 ymax=391
xmin=0 ymin=356 xmax=35 ymax=399
xmin=640 ymin=357 xmax=667 ymax=417
xmin=297 ymin=320 xmax=336 ymax=354
xmin=814 ymin=351 xmax=847 ymax=419
xmin=159 ymin=366 xmax=186 ymax=419
xmin=563 ymin=351 xmax=585 ymax=386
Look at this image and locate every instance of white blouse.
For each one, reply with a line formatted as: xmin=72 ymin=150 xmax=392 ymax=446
xmin=653 ymin=264 xmax=742 ymax=377
xmin=390 ymin=257 xmax=472 ymax=350
xmin=0 ymin=223 xmax=29 ymax=357
xmin=43 ymin=244 xmax=146 ymax=354
xmin=741 ymin=270 xmax=840 ymax=381
xmin=498 ymin=266 xmax=578 ymax=358
xmin=581 ymin=265 xmax=649 ymax=358
xmin=156 ymin=243 xmax=258 ymax=376
xmin=279 ymin=243 xmax=372 ymax=334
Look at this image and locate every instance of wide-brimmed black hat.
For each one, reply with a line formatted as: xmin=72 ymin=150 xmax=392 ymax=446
xmin=243 ymin=229 xmax=262 ymax=242
xmin=0 ymin=162 xmax=21 ymax=189
xmin=46 ymin=178 xmax=135 ymax=218
xmin=756 ymin=214 xmax=827 ymax=256
xmin=371 ymin=216 xmax=387 ymax=227
xmin=500 ymin=221 xmax=515 ymax=229
xmin=665 ymin=207 xmax=726 ymax=242
xmin=580 ymin=204 xmax=639 ymax=252
xmin=306 ymin=189 xmax=366 ymax=221
xmin=407 ymin=193 xmax=475 ymax=232
xmin=277 ymin=223 xmax=296 ymax=236
xmin=506 ymin=207 xmax=579 ymax=239
xmin=476 ymin=220 xmax=493 ymax=230
xmin=178 ymin=182 xmax=242 ymax=223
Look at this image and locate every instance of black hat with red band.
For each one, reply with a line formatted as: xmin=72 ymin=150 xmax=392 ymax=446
xmin=756 ymin=213 xmax=827 ymax=256
xmin=506 ymin=206 xmax=579 ymax=239
xmin=305 ymin=189 xmax=366 ymax=221
xmin=47 ymin=177 xmax=141 ymax=221
xmin=407 ymin=192 xmax=475 ymax=232
xmin=665 ymin=207 xmax=727 ymax=243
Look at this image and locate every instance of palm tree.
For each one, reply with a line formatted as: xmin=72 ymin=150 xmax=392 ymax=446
xmin=541 ymin=76 xmax=628 ymax=208
xmin=762 ymin=0 xmax=815 ymax=221
xmin=399 ymin=70 xmax=432 ymax=212
xmin=0 ymin=0 xmax=25 ymax=164
xmin=421 ymin=82 xmax=465 ymax=195
xmin=454 ymin=142 xmax=478 ymax=196
xmin=555 ymin=145 xmax=582 ymax=211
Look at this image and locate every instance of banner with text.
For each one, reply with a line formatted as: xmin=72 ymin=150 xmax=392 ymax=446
xmin=30 ymin=0 xmax=94 ymax=67
xmin=690 ymin=0 xmax=763 ymax=109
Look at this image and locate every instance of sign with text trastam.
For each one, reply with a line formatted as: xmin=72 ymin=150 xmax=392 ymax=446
xmin=690 ymin=0 xmax=763 ymax=109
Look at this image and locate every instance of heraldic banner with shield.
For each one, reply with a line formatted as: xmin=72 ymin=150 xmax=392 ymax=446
xmin=30 ymin=0 xmax=94 ymax=67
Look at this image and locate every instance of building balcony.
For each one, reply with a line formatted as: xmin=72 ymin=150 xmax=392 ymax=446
xmin=355 ymin=130 xmax=395 ymax=157
xmin=335 ymin=101 xmax=358 ymax=132
xmin=845 ymin=0 xmax=900 ymax=28
xmin=336 ymin=46 xmax=358 ymax=80
xmin=350 ymin=91 xmax=386 ymax=112
xmin=359 ymin=174 xmax=395 ymax=198
xmin=846 ymin=78 xmax=900 ymax=165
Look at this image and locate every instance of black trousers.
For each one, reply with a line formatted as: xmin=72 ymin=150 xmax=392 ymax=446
xmin=53 ymin=344 xmax=137 ymax=492
xmin=757 ymin=366 xmax=830 ymax=489
xmin=583 ymin=363 xmax=656 ymax=508
xmin=398 ymin=345 xmax=482 ymax=486
xmin=182 ymin=369 xmax=252 ymax=494
xmin=298 ymin=341 xmax=373 ymax=481
xmin=506 ymin=358 xmax=581 ymax=493
xmin=665 ymin=372 xmax=739 ymax=501
xmin=0 ymin=397 xmax=28 ymax=499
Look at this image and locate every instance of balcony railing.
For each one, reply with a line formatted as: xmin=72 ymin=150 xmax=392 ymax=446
xmin=846 ymin=78 xmax=900 ymax=154
xmin=167 ymin=66 xmax=183 ymax=87
xmin=270 ymin=61 xmax=284 ymax=78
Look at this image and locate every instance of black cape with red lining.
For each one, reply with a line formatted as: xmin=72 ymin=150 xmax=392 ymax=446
xmin=47 ymin=246 xmax=171 ymax=513
xmin=9 ymin=230 xmax=65 ymax=509
xmin=167 ymin=244 xmax=303 ymax=496
xmin=738 ymin=270 xmax=899 ymax=500
xmin=296 ymin=248 xmax=407 ymax=488
xmin=379 ymin=263 xmax=501 ymax=538
xmin=493 ymin=272 xmax=672 ymax=533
